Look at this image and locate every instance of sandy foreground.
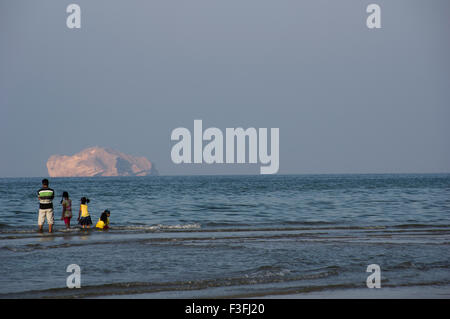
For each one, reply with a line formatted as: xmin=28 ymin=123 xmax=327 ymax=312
xmin=260 ymin=285 xmax=450 ymax=299
xmin=95 ymin=284 xmax=450 ymax=299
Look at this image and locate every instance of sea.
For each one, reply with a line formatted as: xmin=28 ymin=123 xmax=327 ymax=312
xmin=0 ymin=174 xmax=449 ymax=298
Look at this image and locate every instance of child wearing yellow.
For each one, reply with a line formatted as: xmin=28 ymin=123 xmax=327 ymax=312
xmin=78 ymin=197 xmax=92 ymax=229
xmin=96 ymin=210 xmax=110 ymax=230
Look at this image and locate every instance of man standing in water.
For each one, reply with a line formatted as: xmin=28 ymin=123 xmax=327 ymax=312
xmin=37 ymin=179 xmax=55 ymax=233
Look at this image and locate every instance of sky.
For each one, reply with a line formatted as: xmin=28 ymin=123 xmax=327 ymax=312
xmin=1 ymin=0 xmax=449 ymax=177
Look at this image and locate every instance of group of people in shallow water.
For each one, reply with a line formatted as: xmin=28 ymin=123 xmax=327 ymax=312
xmin=37 ymin=178 xmax=110 ymax=233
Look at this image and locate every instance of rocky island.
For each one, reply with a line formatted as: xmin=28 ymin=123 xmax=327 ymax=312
xmin=47 ymin=147 xmax=155 ymax=177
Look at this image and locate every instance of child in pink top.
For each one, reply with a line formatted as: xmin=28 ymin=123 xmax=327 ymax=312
xmin=60 ymin=191 xmax=73 ymax=229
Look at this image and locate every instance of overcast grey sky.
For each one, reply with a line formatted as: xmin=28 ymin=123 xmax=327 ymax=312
xmin=1 ymin=0 xmax=449 ymax=177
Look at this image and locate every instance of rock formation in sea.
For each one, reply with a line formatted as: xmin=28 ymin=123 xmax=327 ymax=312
xmin=47 ymin=147 xmax=153 ymax=177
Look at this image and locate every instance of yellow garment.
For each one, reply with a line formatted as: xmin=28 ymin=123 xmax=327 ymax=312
xmin=96 ymin=220 xmax=106 ymax=229
xmin=80 ymin=204 xmax=89 ymax=217
xmin=96 ymin=217 xmax=109 ymax=229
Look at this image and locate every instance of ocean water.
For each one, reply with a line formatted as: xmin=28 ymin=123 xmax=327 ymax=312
xmin=0 ymin=174 xmax=449 ymax=298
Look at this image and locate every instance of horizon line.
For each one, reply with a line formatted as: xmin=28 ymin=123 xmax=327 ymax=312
xmin=1 ymin=171 xmax=450 ymax=179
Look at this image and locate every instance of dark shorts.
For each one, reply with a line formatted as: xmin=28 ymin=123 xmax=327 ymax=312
xmin=79 ymin=216 xmax=92 ymax=226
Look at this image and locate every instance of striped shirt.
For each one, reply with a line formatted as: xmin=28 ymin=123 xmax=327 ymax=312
xmin=37 ymin=187 xmax=55 ymax=209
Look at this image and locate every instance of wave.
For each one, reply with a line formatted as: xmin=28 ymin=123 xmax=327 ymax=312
xmin=283 ymin=220 xmax=338 ymax=226
xmin=4 ymin=273 xmax=448 ymax=299
xmin=392 ymin=223 xmax=450 ymax=229
xmin=0 ymin=223 xmax=202 ymax=236
xmin=1 ymin=220 xmax=449 ymax=235
xmin=113 ymin=223 xmax=201 ymax=231
xmin=203 ymin=220 xmax=338 ymax=228
xmin=1 ymin=222 xmax=449 ymax=246
xmin=386 ymin=261 xmax=450 ymax=271
xmin=0 ymin=219 xmax=449 ymax=254
xmin=0 ymin=267 xmax=341 ymax=299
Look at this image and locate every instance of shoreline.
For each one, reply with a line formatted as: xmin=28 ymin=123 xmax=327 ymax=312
xmin=93 ymin=284 xmax=450 ymax=299
xmin=258 ymin=285 xmax=450 ymax=299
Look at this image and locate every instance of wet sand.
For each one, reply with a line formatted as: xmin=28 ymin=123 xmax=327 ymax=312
xmin=260 ymin=285 xmax=450 ymax=299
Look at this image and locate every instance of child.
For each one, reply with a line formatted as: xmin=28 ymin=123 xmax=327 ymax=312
xmin=60 ymin=191 xmax=72 ymax=229
xmin=96 ymin=209 xmax=110 ymax=230
xmin=78 ymin=197 xmax=92 ymax=229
